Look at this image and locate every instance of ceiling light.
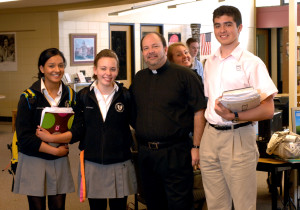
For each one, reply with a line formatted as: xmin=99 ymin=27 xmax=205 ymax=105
xmin=109 ymin=6 xmax=150 ymax=16
xmin=0 ymin=0 xmax=18 ymax=2
xmin=108 ymin=0 xmax=173 ymax=16
xmin=168 ymin=0 xmax=200 ymax=9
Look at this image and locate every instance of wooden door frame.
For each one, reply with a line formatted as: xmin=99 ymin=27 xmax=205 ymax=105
xmin=109 ymin=23 xmax=135 ymax=85
xmin=140 ymin=23 xmax=164 ymax=35
xmin=256 ymin=28 xmax=271 ymax=74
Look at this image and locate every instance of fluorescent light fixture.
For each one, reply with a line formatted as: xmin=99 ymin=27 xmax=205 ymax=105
xmin=0 ymin=0 xmax=18 ymax=2
xmin=108 ymin=0 xmax=173 ymax=16
xmin=109 ymin=6 xmax=149 ymax=16
xmin=168 ymin=0 xmax=200 ymax=9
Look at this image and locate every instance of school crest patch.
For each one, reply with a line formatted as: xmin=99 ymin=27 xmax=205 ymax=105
xmin=115 ymin=102 xmax=124 ymax=112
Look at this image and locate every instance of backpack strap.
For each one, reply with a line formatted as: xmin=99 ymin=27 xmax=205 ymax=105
xmin=21 ymin=88 xmax=36 ymax=110
xmin=65 ymin=85 xmax=76 ymax=107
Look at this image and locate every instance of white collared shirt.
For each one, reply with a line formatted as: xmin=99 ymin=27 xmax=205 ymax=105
xmin=203 ymin=44 xmax=278 ymax=125
xmin=91 ymin=81 xmax=119 ymax=121
xmin=41 ymin=79 xmax=62 ymax=107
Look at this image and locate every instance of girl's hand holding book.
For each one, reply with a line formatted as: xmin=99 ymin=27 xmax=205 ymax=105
xmin=56 ymin=144 xmax=69 ymax=156
xmin=36 ymin=125 xmax=53 ymax=142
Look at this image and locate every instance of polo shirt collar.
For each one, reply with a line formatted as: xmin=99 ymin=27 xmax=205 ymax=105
xmin=148 ymin=60 xmax=170 ymax=74
xmin=214 ymin=44 xmax=243 ymax=61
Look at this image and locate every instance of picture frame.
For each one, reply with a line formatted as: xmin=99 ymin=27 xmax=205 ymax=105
xmin=69 ymin=33 xmax=97 ymax=66
xmin=168 ymin=32 xmax=181 ymax=46
xmin=0 ymin=32 xmax=17 ymax=71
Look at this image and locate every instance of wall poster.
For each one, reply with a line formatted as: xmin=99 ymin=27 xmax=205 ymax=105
xmin=0 ymin=32 xmax=17 ymax=71
xmin=70 ymin=33 xmax=97 ymax=66
xmin=168 ymin=32 xmax=181 ymax=46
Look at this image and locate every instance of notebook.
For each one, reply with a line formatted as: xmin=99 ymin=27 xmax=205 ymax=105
xmin=40 ymin=107 xmax=74 ymax=147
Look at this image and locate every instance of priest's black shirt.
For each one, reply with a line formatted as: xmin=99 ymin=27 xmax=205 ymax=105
xmin=130 ymin=60 xmax=206 ymax=142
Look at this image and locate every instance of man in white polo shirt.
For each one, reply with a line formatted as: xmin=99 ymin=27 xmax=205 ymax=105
xmin=200 ymin=5 xmax=278 ymax=210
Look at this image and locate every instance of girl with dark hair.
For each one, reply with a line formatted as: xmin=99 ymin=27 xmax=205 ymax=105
xmin=37 ymin=48 xmax=66 ymax=79
xmin=13 ymin=48 xmax=75 ymax=210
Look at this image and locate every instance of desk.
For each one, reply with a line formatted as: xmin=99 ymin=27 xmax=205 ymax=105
xmin=257 ymin=158 xmax=293 ymax=210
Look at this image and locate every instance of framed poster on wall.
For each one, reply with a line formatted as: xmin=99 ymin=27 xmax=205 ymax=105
xmin=69 ymin=33 xmax=97 ymax=66
xmin=0 ymin=32 xmax=17 ymax=71
xmin=111 ymin=31 xmax=127 ymax=80
xmin=168 ymin=32 xmax=181 ymax=46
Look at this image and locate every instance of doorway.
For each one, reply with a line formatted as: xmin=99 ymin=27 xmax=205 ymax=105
xmin=109 ymin=24 xmax=134 ymax=88
xmin=256 ymin=29 xmax=271 ymax=73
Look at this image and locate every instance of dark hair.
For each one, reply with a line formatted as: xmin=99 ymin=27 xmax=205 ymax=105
xmin=213 ymin=5 xmax=242 ymax=27
xmin=186 ymin=38 xmax=199 ymax=47
xmin=167 ymin=42 xmax=187 ymax=62
xmin=92 ymin=49 xmax=119 ymax=80
xmin=1 ymin=35 xmax=8 ymax=46
xmin=38 ymin=48 xmax=66 ymax=79
xmin=140 ymin=32 xmax=167 ymax=51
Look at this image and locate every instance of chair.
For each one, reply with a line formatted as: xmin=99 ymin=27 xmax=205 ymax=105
xmin=11 ymin=109 xmax=17 ymax=132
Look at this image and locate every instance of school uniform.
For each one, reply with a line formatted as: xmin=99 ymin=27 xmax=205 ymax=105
xmin=71 ymin=81 xmax=137 ymax=198
xmin=13 ymin=79 xmax=75 ymax=196
xmin=201 ymin=45 xmax=278 ymax=210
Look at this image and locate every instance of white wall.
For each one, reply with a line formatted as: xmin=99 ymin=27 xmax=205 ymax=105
xmin=59 ymin=0 xmax=255 ymax=79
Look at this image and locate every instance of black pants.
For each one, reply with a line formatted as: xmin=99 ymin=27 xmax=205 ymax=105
xmin=138 ymin=141 xmax=194 ymax=210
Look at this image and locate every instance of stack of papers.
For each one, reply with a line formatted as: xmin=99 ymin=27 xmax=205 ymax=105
xmin=219 ymin=87 xmax=260 ymax=112
xmin=40 ymin=107 xmax=74 ymax=147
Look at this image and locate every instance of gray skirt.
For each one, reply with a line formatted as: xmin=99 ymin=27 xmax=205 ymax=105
xmin=78 ymin=159 xmax=137 ymax=199
xmin=13 ymin=152 xmax=75 ymax=196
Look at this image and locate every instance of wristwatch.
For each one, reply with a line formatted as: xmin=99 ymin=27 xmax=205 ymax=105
xmin=232 ymin=112 xmax=239 ymax=123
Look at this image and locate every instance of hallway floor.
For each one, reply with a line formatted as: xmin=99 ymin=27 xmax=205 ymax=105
xmin=0 ymin=122 xmax=280 ymax=209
